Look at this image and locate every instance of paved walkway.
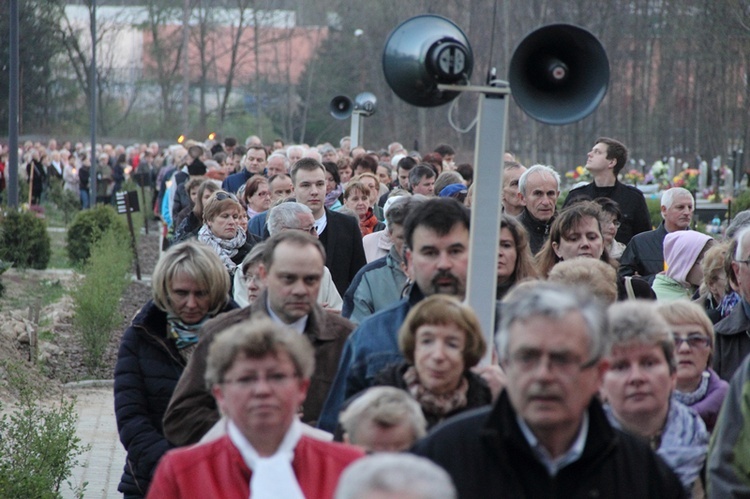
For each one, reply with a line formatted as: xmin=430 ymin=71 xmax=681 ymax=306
xmin=61 ymin=382 xmax=124 ymax=499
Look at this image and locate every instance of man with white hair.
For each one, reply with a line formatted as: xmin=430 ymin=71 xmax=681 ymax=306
xmin=266 ymin=152 xmax=289 ymax=177
xmin=619 ymin=187 xmax=694 ymax=284
xmin=516 ymin=164 xmax=561 ymax=254
xmin=287 ymin=145 xmax=305 ymax=165
xmin=413 ymin=282 xmax=683 ymax=498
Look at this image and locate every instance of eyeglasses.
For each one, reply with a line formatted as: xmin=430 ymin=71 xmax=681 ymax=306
xmin=736 ymin=259 xmax=750 ymax=266
xmin=602 ymin=217 xmax=621 ymax=228
xmin=222 ymin=372 xmax=298 ymax=390
xmin=214 ymin=191 xmax=239 ymax=202
xmin=673 ymin=334 xmax=710 ymax=349
xmin=283 ymin=225 xmax=317 ymax=235
xmin=508 ymin=350 xmax=598 ymax=375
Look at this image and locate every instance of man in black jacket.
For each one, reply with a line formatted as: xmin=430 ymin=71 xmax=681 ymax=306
xmin=413 ymin=282 xmax=684 ymax=498
xmin=516 ymin=165 xmax=560 ymax=254
xmin=563 ymin=137 xmax=651 ymax=245
xmin=618 ymin=187 xmax=694 ymax=284
xmin=291 ymin=157 xmax=366 ymax=295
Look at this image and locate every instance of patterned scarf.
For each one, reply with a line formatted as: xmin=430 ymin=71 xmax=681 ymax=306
xmin=198 ymin=224 xmax=246 ymax=272
xmin=403 ymin=365 xmax=469 ymax=417
xmin=359 ymin=209 xmax=380 ymax=236
xmin=167 ymin=314 xmax=211 ymax=362
xmin=673 ymin=371 xmax=710 ymax=406
xmin=325 ymin=184 xmax=343 ymax=208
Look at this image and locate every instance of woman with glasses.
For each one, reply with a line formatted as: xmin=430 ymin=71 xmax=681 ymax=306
xmin=593 ymin=197 xmax=627 ymax=260
xmin=370 ymin=295 xmax=501 ymax=429
xmin=657 ymin=300 xmax=729 ymax=432
xmin=114 ymin=241 xmax=237 ymax=498
xmin=198 ymin=191 xmax=255 ymax=278
xmin=601 ymin=301 xmax=709 ymax=493
xmin=241 ymin=174 xmax=271 ymax=220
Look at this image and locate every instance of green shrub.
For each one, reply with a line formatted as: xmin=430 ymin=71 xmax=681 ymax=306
xmin=0 ymin=362 xmax=88 ymax=498
xmin=646 ymin=197 xmax=662 ymax=229
xmin=0 ymin=210 xmax=51 ymax=269
xmin=72 ymin=229 xmax=132 ymax=372
xmin=66 ymin=205 xmax=128 ymax=267
xmin=732 ymin=189 xmax=750 ymax=217
xmin=47 ymin=182 xmax=81 ymax=226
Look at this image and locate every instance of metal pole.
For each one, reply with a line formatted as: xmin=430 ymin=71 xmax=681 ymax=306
xmin=466 ymin=92 xmax=508 ymax=365
xmin=182 ymin=0 xmax=190 ymax=134
xmin=7 ymin=0 xmax=19 ymax=207
xmin=89 ymin=0 xmax=97 ymax=206
xmin=349 ymin=112 xmax=362 ymax=149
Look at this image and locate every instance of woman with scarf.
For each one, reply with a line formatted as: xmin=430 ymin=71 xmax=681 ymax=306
xmin=371 ymin=295 xmax=501 ymax=430
xmin=323 ymin=161 xmax=343 ymax=211
xmin=657 ymin=300 xmax=729 ymax=432
xmin=198 ymin=191 xmax=254 ymax=279
xmin=601 ymin=301 xmax=709 ymax=494
xmin=344 ymin=180 xmax=385 ymax=237
xmin=173 ymin=180 xmax=221 ymax=244
xmin=651 ymin=230 xmax=715 ymax=301
xmin=114 ymin=241 xmax=237 ymax=498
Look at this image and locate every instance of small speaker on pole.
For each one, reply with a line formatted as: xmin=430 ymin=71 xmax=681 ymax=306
xmin=329 ymin=95 xmax=353 ymax=120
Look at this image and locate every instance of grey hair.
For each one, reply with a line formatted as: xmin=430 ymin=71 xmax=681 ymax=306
xmin=335 ymin=454 xmax=456 ymax=499
xmin=286 ymin=145 xmax=305 ymax=158
xmin=267 ymin=202 xmax=313 ymax=236
xmin=734 ymin=226 xmax=750 ymax=260
xmin=339 ymin=387 xmax=427 ymax=445
xmin=660 ymin=187 xmax=693 ymax=211
xmin=727 ymin=210 xmax=750 ymax=240
xmin=496 ymin=282 xmax=608 ymax=363
xmin=518 ymin=164 xmax=560 ymax=197
xmin=267 ymin=152 xmax=290 ymax=168
xmin=606 ymin=301 xmax=676 ymax=374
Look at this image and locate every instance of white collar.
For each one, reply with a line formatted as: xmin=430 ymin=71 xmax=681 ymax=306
xmin=516 ymin=412 xmax=589 ymax=476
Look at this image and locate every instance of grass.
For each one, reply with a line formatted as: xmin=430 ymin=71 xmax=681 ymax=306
xmin=47 ymin=231 xmax=70 ymax=269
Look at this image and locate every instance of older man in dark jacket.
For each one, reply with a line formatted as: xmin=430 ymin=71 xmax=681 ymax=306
xmin=413 ymin=283 xmax=684 ymax=498
xmin=163 ymin=231 xmax=354 ymax=446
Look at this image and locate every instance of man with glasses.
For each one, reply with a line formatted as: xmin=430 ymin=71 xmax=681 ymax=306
xmin=563 ymin=137 xmax=651 ymax=245
xmin=267 ymin=202 xmax=342 ymax=312
xmin=163 ymin=231 xmax=355 ymax=446
xmin=413 ymin=282 xmax=683 ymax=498
xmin=222 ymin=145 xmax=268 ymax=194
xmin=151 ymin=319 xmax=363 ymax=498
xmin=714 ymin=226 xmax=750 ymax=381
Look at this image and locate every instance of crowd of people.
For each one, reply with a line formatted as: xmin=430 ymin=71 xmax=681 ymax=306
xmin=10 ymin=133 xmax=750 ymax=497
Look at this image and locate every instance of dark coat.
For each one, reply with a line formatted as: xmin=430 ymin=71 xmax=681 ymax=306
xmin=563 ymin=180 xmax=652 ymax=245
xmin=517 ymin=209 xmax=554 ymax=255
xmin=713 ymin=300 xmax=750 ymax=381
xmin=618 ymin=222 xmax=669 ymax=284
xmin=162 ymin=290 xmax=355 ymax=446
xmin=412 ymin=392 xmax=686 ymax=499
xmin=114 ymin=299 xmax=238 ymax=497
xmin=373 ymin=361 xmax=492 ymax=429
xmin=320 ymin=208 xmax=367 ymax=295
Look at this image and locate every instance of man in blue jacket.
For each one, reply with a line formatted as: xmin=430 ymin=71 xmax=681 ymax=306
xmin=318 ymin=197 xmax=470 ymax=431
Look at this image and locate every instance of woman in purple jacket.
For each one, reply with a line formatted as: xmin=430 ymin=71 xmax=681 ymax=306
xmin=658 ymin=300 xmax=729 ymax=432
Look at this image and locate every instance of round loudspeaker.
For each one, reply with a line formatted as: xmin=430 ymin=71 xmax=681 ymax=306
xmin=329 ymin=95 xmax=353 ymax=120
xmin=382 ymin=15 xmax=473 ymax=108
xmin=509 ymin=24 xmax=609 ymax=125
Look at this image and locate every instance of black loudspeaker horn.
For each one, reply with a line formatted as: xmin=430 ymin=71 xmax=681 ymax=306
xmin=330 ymin=95 xmax=353 ymax=120
xmin=382 ymin=15 xmax=473 ymax=107
xmin=354 ymin=92 xmax=377 ymax=117
xmin=509 ymin=24 xmax=609 ymax=125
